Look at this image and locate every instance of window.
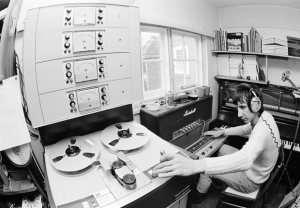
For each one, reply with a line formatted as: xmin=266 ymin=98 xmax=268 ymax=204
xmin=140 ymin=26 xmax=170 ymax=99
xmin=140 ymin=26 xmax=202 ymax=100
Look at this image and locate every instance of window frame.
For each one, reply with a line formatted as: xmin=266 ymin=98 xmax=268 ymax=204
xmin=140 ymin=25 xmax=203 ymax=100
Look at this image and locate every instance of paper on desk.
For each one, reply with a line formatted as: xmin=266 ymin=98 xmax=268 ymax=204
xmin=0 ymin=76 xmax=31 ymax=151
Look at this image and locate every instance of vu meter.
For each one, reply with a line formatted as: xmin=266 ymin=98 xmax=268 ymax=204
xmin=73 ymin=59 xmax=97 ymax=83
xmin=73 ymin=31 xmax=96 ymax=52
xmin=73 ymin=7 xmax=96 ymax=25
xmin=76 ymin=88 xmax=101 ymax=111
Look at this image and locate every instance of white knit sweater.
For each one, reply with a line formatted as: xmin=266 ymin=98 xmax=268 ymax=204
xmin=204 ymin=111 xmax=281 ymax=184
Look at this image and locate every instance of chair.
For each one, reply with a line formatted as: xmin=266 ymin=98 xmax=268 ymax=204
xmin=216 ymin=143 xmax=285 ymax=208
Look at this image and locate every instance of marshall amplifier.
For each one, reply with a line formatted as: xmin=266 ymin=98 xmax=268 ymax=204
xmin=140 ymin=96 xmax=212 ymax=149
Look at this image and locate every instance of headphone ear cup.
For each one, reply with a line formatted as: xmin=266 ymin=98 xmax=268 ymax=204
xmin=251 ymin=97 xmax=261 ymax=112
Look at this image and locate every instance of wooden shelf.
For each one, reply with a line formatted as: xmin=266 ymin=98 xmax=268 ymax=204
xmin=214 ymin=75 xmax=269 ymax=85
xmin=212 ymin=50 xmax=300 ymax=60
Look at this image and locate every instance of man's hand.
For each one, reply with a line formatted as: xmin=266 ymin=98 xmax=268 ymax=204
xmin=203 ymin=129 xmax=225 ymax=138
xmin=152 ymin=153 xmax=206 ymax=178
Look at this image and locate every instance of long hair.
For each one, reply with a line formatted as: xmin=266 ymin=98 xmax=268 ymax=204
xmin=232 ymin=83 xmax=264 ymax=115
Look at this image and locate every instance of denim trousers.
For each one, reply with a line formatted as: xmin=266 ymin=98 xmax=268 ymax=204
xmin=197 ymin=144 xmax=260 ymax=194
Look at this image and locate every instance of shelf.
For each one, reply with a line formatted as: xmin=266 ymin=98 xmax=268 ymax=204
xmin=214 ymin=75 xmax=269 ymax=85
xmin=212 ymin=50 xmax=300 ymax=60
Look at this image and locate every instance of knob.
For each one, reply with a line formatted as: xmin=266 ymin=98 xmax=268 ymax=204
xmin=102 ymin=94 xmax=107 ymax=100
xmin=99 ymin=59 xmax=104 ymax=64
xmin=98 ymin=14 xmax=103 ymax=20
xmin=66 ymin=71 xmax=72 ymax=78
xmin=70 ymin=101 xmax=76 ymax=108
xmin=98 ymin=8 xmax=103 ymax=13
xmin=98 ymin=32 xmax=103 ymax=37
xmin=99 ymin=66 xmax=104 ymax=73
xmin=64 ymin=42 xmax=70 ymax=48
xmin=65 ymin=34 xmax=70 ymax=40
xmin=66 ymin=63 xmax=71 ymax=69
xmin=66 ymin=8 xmax=72 ymax=13
xmin=65 ymin=16 xmax=71 ymax=21
xmin=98 ymin=40 xmax=103 ymax=45
xmin=101 ymin=87 xmax=107 ymax=93
xmin=69 ymin=93 xmax=74 ymax=100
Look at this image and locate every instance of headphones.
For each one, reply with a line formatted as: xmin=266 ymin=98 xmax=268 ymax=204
xmin=249 ymin=87 xmax=261 ymax=113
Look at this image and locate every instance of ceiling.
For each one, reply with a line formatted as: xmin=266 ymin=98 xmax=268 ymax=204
xmin=204 ymin=0 xmax=300 ymax=9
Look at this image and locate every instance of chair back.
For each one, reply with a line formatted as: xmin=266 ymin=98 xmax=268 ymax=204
xmin=256 ymin=143 xmax=284 ymax=201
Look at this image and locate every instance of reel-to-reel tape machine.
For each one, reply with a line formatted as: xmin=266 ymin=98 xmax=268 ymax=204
xmin=45 ymin=121 xmax=181 ymax=207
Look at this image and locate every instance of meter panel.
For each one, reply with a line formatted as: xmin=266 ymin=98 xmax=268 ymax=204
xmin=36 ymin=28 xmax=129 ymax=63
xmin=73 ymin=7 xmax=96 ymax=26
xmin=36 ymin=53 xmax=131 ymax=94
xmin=73 ymin=31 xmax=96 ymax=53
xmin=39 ymin=79 xmax=132 ymax=124
xmin=76 ymin=88 xmax=101 ymax=111
xmin=36 ymin=5 xmax=127 ymax=32
xmin=73 ymin=59 xmax=98 ymax=83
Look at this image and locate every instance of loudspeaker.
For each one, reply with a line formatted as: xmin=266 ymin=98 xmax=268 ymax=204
xmin=250 ymin=89 xmax=261 ymax=113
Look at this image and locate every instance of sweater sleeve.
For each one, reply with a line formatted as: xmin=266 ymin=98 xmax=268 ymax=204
xmin=224 ymin=123 xmax=252 ymax=136
xmin=204 ymin=121 xmax=269 ymax=175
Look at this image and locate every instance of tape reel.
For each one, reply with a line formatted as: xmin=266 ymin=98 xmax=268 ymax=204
xmin=101 ymin=122 xmax=151 ymax=154
xmin=49 ymin=136 xmax=100 ymax=173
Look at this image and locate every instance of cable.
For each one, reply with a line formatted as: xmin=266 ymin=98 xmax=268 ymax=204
xmin=15 ymin=52 xmax=40 ymax=140
xmin=261 ymin=116 xmax=280 ymax=148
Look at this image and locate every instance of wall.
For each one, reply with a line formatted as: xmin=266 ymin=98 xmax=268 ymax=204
xmin=218 ymin=5 xmax=300 ymax=87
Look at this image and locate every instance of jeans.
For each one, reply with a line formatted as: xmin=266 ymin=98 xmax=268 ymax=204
xmin=197 ymin=144 xmax=260 ymax=194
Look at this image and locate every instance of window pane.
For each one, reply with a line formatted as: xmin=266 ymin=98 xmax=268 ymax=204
xmin=172 ymin=35 xmax=184 ymax=59
xmin=184 ymin=36 xmax=197 ymax=59
xmin=141 ymin=32 xmax=160 ymax=60
xmin=186 ymin=61 xmax=198 ymax=84
xmin=174 ymin=61 xmax=198 ymax=90
xmin=143 ymin=62 xmax=162 ymax=92
xmin=174 ymin=61 xmax=186 ymax=88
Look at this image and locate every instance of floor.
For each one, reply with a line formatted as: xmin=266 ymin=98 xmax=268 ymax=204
xmin=190 ymin=182 xmax=287 ymax=208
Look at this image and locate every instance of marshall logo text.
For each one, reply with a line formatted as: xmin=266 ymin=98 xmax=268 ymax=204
xmin=183 ymin=108 xmax=196 ymax=116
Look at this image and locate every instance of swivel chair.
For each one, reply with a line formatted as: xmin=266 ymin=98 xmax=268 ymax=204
xmin=216 ymin=143 xmax=284 ymax=208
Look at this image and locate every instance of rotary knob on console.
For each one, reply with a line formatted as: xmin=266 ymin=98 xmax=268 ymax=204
xmin=65 ymin=16 xmax=71 ymax=21
xmin=102 ymin=94 xmax=107 ymax=100
xmin=98 ymin=32 xmax=103 ymax=37
xmin=101 ymin=87 xmax=107 ymax=93
xmin=70 ymin=101 xmax=76 ymax=108
xmin=66 ymin=71 xmax=72 ymax=78
xmin=99 ymin=59 xmax=104 ymax=64
xmin=99 ymin=66 xmax=104 ymax=73
xmin=98 ymin=8 xmax=103 ymax=13
xmin=69 ymin=93 xmax=74 ymax=100
xmin=65 ymin=63 xmax=71 ymax=69
xmin=98 ymin=40 xmax=104 ymax=45
xmin=65 ymin=34 xmax=70 ymax=40
xmin=98 ymin=14 xmax=104 ymax=20
xmin=64 ymin=42 xmax=70 ymax=49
